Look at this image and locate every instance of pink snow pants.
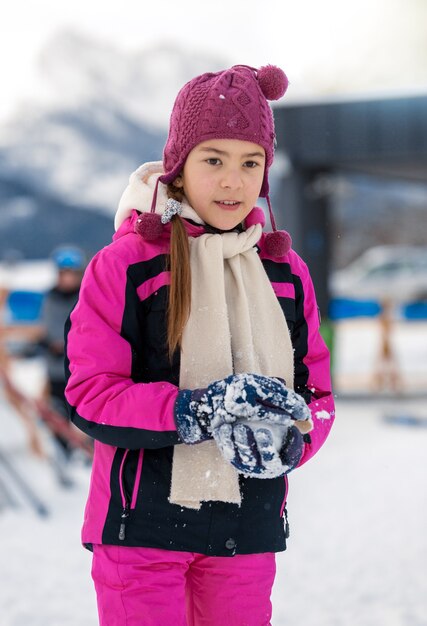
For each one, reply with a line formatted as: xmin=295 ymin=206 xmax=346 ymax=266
xmin=92 ymin=544 xmax=276 ymax=626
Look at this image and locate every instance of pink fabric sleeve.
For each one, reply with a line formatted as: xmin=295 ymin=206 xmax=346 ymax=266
xmin=290 ymin=253 xmax=335 ymax=467
xmin=65 ymin=248 xmax=180 ymax=450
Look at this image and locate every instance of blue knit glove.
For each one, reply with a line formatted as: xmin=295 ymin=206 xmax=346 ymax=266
xmin=208 ymin=373 xmax=311 ymax=428
xmin=212 ymin=422 xmax=304 ymax=478
xmin=174 ymin=373 xmax=311 ymax=445
xmin=279 ymin=425 xmax=304 ymax=470
xmin=174 ymin=388 xmax=216 ymax=444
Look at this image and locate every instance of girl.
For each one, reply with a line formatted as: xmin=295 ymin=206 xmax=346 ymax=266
xmin=65 ymin=64 xmax=335 ymax=626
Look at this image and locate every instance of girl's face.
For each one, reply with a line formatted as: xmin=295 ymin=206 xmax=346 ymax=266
xmin=175 ymin=139 xmax=265 ymax=231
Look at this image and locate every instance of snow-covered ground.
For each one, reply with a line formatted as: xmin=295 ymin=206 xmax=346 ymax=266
xmin=272 ymin=397 xmax=427 ymax=626
xmin=1 ymin=360 xmax=427 ymax=625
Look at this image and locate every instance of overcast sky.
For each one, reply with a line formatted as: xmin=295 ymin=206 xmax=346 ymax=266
xmin=2 ymin=0 xmax=426 ymax=122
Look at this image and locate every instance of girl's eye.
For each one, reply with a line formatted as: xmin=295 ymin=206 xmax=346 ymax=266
xmin=244 ymin=161 xmax=259 ymax=168
xmin=206 ymin=158 xmax=222 ymax=166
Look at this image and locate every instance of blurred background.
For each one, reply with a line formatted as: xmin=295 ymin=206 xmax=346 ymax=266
xmin=1 ymin=1 xmax=426 ymax=625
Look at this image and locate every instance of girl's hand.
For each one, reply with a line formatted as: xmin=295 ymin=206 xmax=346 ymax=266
xmin=174 ymin=372 xmax=312 ymax=445
xmin=207 ymin=373 xmax=311 ymax=429
xmin=212 ymin=421 xmax=304 ymax=478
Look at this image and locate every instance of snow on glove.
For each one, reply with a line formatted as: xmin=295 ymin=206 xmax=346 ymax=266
xmin=212 ymin=421 xmax=303 ymax=478
xmin=175 ymin=374 xmax=290 ymax=444
xmin=174 ymin=373 xmax=312 ymax=445
xmin=174 ymin=388 xmax=216 ymax=444
xmin=208 ymin=373 xmax=312 ymax=432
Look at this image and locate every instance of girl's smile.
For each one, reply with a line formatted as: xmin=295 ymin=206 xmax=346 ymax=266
xmin=215 ymin=200 xmax=242 ymax=211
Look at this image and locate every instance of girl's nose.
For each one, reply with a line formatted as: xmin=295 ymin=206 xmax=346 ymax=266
xmin=220 ymin=168 xmax=243 ymax=189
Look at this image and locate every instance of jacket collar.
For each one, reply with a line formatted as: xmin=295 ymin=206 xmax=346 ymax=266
xmin=114 ymin=161 xmax=266 ymax=240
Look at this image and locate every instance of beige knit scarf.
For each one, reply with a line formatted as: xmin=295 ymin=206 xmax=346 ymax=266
xmin=170 ymin=224 xmax=296 ymax=509
xmin=114 ymin=164 xmax=299 ymax=510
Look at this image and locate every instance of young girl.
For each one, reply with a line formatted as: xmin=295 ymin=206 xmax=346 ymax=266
xmin=65 ymin=64 xmax=335 ymax=626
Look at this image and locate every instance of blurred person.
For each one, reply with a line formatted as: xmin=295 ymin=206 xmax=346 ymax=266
xmin=65 ymin=65 xmax=335 ymax=626
xmin=41 ymin=245 xmax=85 ymax=457
xmin=372 ymin=297 xmax=404 ymax=394
xmin=0 ymin=286 xmax=45 ymax=458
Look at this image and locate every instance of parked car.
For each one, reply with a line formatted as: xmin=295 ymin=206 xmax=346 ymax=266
xmin=329 ymin=245 xmax=427 ymax=303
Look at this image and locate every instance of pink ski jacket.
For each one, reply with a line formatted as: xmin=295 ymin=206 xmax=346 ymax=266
xmin=65 ymin=206 xmax=335 ymax=556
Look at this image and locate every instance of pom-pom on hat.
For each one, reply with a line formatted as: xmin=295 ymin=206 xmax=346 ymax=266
xmin=159 ymin=64 xmax=288 ymax=198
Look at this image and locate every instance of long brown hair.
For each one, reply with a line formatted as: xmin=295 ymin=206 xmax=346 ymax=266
xmin=166 ymin=184 xmax=191 ymax=359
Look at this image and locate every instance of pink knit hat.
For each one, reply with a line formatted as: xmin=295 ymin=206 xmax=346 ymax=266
xmin=138 ymin=64 xmax=292 ymax=256
xmin=160 ymin=64 xmax=288 ymax=198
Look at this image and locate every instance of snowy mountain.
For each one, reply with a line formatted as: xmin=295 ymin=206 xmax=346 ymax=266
xmin=0 ymin=31 xmax=228 ymax=259
xmin=0 ymin=174 xmax=112 ymax=261
xmin=37 ymin=31 xmax=229 ymax=131
xmin=0 ymin=31 xmax=229 ymax=215
xmin=0 ymin=102 xmax=165 ymax=214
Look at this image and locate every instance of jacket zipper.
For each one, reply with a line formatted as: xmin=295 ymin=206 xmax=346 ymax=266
xmin=280 ymin=475 xmax=290 ymax=539
xmin=118 ymin=449 xmax=143 ymax=541
xmin=284 ymin=506 xmax=290 ymax=539
xmin=119 ymin=502 xmax=130 ymax=541
xmin=280 ymin=474 xmax=289 ymax=517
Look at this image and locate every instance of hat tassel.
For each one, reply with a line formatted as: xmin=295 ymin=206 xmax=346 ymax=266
xmin=134 ymin=177 xmax=164 ymax=240
xmin=264 ymin=195 xmax=292 ymax=257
